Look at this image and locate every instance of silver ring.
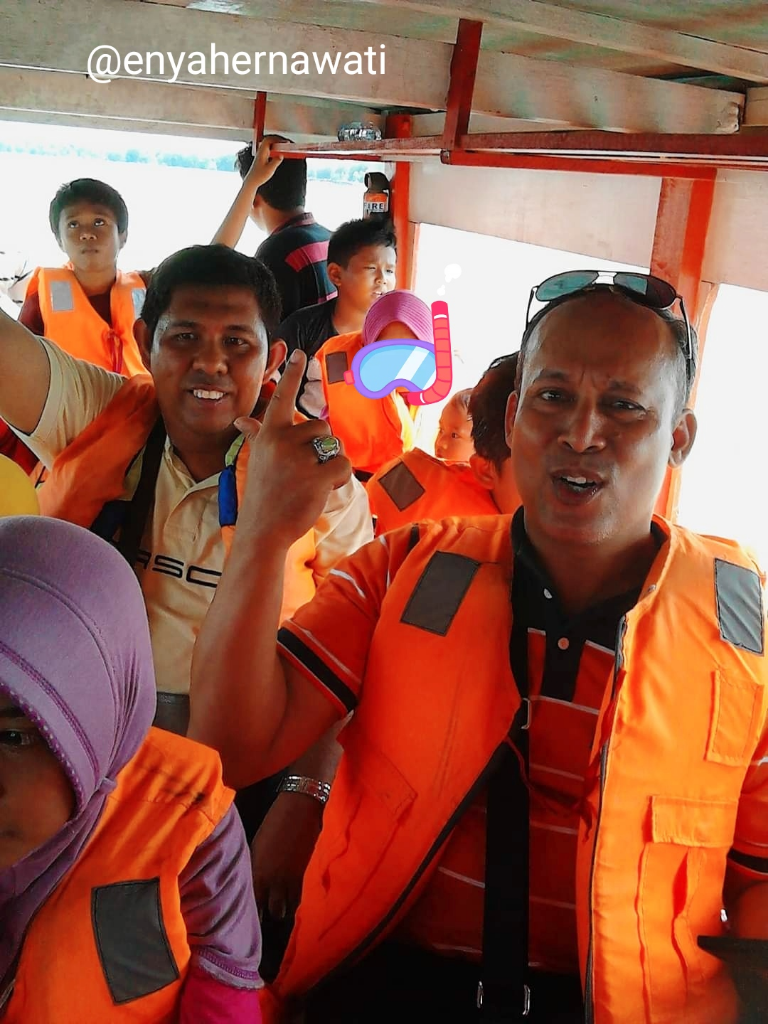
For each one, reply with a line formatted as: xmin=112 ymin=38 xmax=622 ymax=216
xmin=312 ymin=435 xmax=341 ymax=463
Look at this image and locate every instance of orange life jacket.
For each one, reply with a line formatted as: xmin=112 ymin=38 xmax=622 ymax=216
xmin=317 ymin=331 xmax=415 ymax=475
xmin=261 ymin=515 xmax=768 ymax=1024
xmin=367 ymin=448 xmax=503 ymax=534
xmin=26 ymin=265 xmax=146 ymax=376
xmin=37 ymin=375 xmax=317 ymax=624
xmin=4 ymin=727 xmax=234 ymax=1022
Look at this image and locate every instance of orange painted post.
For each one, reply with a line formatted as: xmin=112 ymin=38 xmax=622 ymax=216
xmin=386 ymin=114 xmax=413 ymax=291
xmin=650 ymin=177 xmax=717 ymax=520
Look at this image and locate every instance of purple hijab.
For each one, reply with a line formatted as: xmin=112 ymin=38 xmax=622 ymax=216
xmin=0 ymin=516 xmax=156 ymax=993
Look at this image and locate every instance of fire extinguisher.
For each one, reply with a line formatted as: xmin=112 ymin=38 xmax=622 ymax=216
xmin=363 ymin=172 xmax=390 ymax=218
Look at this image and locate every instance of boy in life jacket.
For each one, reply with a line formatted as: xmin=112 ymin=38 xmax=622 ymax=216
xmin=0 ymin=246 xmax=372 ymax=943
xmin=0 ymin=516 xmax=262 ymax=1023
xmin=277 ymin=216 xmax=398 ymax=419
xmin=368 ymin=354 xmax=522 ymax=534
xmin=18 ymin=177 xmax=147 ymax=375
xmin=191 ymin=273 xmax=768 ymax=1024
xmin=314 ymin=290 xmax=432 ymax=479
xmin=2 ymin=178 xmax=148 ymax=476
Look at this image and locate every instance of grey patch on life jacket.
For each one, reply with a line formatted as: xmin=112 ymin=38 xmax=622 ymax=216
xmin=49 ymin=279 xmax=74 ymax=312
xmin=92 ymin=878 xmax=179 ymax=1004
xmin=714 ymin=558 xmax=764 ymax=655
xmin=326 ymin=351 xmax=349 ymax=384
xmin=401 ymin=551 xmax=480 ymax=635
xmin=132 ymin=287 xmax=146 ymax=318
xmin=379 ymin=460 xmax=425 ymax=511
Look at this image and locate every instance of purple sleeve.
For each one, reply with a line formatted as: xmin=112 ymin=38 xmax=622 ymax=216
xmin=179 ymin=803 xmax=263 ymax=990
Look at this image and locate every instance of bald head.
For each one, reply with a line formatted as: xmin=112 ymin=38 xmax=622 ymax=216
xmin=518 ymin=288 xmax=696 ymax=419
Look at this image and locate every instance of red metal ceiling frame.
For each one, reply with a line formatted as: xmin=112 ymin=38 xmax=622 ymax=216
xmin=252 ymin=91 xmax=267 ymax=146
xmin=442 ymin=18 xmax=483 ymax=153
xmin=444 ymin=149 xmax=720 ymax=179
xmin=272 ymin=129 xmax=768 ymax=174
xmin=444 ymin=130 xmax=768 ymax=163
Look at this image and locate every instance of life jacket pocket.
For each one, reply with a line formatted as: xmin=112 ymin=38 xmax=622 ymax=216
xmin=311 ymin=722 xmax=417 ymax=942
xmin=638 ymin=795 xmax=739 ymax=1022
xmin=705 ymin=669 xmax=763 ymax=768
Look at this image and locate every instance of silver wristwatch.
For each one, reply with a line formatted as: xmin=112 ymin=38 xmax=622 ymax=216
xmin=278 ymin=774 xmax=331 ymax=806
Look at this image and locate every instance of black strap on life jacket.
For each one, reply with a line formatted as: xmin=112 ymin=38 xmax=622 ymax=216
xmin=113 ymin=416 xmax=166 ymax=569
xmin=479 ymin=566 xmax=532 ymax=1021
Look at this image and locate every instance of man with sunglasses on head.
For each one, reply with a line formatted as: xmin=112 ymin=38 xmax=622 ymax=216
xmin=190 ymin=271 xmax=768 ymax=1024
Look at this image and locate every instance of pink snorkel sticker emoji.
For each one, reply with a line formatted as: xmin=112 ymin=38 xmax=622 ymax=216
xmin=343 ymin=300 xmax=453 ymax=405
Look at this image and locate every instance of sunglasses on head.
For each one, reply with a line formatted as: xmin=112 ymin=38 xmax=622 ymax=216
xmin=525 ymin=270 xmax=693 ymax=379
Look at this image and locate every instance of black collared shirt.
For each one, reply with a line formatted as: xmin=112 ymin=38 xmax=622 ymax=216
xmin=256 ymin=212 xmax=335 ymax=320
xmin=509 ymin=507 xmax=658 ymax=704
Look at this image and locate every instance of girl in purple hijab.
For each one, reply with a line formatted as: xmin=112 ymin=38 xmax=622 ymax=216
xmin=0 ymin=515 xmax=262 ymax=1022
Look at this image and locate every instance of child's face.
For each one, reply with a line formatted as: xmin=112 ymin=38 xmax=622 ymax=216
xmin=435 ymin=397 xmax=474 ymax=462
xmin=57 ymin=201 xmax=125 ymax=277
xmin=0 ymin=693 xmax=75 ymax=870
xmin=329 ymin=244 xmax=396 ymax=314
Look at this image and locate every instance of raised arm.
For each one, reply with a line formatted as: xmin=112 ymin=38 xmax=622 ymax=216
xmin=188 ymin=351 xmax=351 ymax=788
xmin=0 ymin=307 xmax=52 ymax=434
xmin=211 ymin=138 xmax=283 ymax=249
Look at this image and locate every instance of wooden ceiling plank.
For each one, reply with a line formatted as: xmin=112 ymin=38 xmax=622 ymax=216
xmin=0 ymin=0 xmax=743 ymax=133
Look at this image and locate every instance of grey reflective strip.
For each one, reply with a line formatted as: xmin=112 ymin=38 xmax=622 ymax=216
xmin=379 ymin=460 xmax=425 ymax=511
xmin=714 ymin=558 xmax=764 ymax=655
xmin=49 ymin=279 xmax=74 ymax=312
xmin=92 ymin=878 xmax=179 ymax=1004
xmin=326 ymin=351 xmax=349 ymax=384
xmin=132 ymin=288 xmax=145 ymax=317
xmin=401 ymin=551 xmax=480 ymax=635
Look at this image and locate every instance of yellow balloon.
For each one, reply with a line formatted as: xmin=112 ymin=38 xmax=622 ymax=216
xmin=0 ymin=455 xmax=39 ymax=516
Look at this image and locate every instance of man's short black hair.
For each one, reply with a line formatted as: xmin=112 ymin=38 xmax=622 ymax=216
xmin=140 ymin=244 xmax=282 ymax=344
xmin=235 ymin=137 xmax=307 ymax=211
xmin=49 ymin=178 xmax=129 ymax=240
xmin=328 ymin=216 xmax=397 ymax=267
xmin=515 ymin=286 xmax=699 ymax=415
xmin=470 ymin=352 xmax=519 ymax=469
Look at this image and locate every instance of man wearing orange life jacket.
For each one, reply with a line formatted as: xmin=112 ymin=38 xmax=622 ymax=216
xmin=191 ymin=271 xmax=768 ymax=1024
xmin=368 ymin=353 xmax=521 ymax=533
xmin=314 ymin=290 xmax=431 ymax=478
xmin=0 ymin=246 xmax=372 ymax=961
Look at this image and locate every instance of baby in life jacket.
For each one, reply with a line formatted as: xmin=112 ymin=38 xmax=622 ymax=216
xmin=0 ymin=516 xmax=262 ymax=1023
xmin=433 ymin=388 xmax=474 ymax=462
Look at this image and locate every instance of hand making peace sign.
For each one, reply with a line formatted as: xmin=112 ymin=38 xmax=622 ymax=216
xmin=233 ymin=350 xmax=353 ymax=550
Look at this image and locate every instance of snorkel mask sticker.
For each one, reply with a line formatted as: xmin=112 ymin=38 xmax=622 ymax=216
xmin=343 ymin=300 xmax=453 ymax=406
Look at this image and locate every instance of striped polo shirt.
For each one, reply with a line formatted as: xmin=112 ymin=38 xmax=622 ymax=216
xmin=395 ymin=514 xmax=657 ymax=973
xmin=279 ymin=511 xmax=664 ymax=976
xmin=255 ymin=212 xmax=336 ymax=320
